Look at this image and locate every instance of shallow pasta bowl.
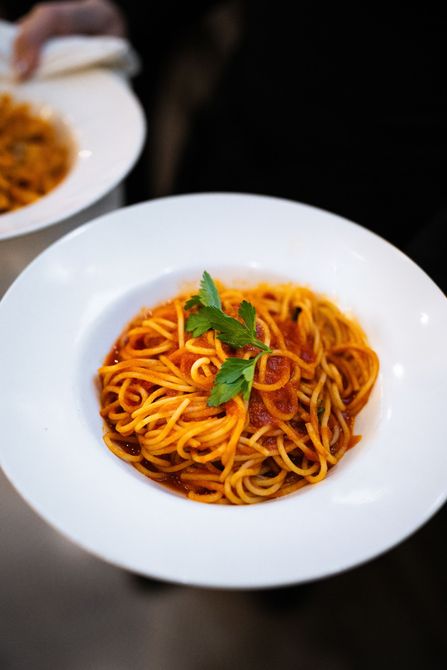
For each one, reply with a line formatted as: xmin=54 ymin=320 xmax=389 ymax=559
xmin=0 ymin=192 xmax=446 ymax=589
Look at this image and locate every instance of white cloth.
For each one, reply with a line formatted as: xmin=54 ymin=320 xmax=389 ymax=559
xmin=0 ymin=20 xmax=139 ymax=81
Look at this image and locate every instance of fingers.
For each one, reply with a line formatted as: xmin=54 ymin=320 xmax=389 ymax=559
xmin=12 ymin=1 xmax=128 ymax=80
xmin=13 ymin=4 xmax=60 ymax=79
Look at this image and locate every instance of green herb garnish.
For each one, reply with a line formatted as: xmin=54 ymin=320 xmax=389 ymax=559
xmin=184 ymin=270 xmax=221 ymax=310
xmin=208 ymin=353 xmax=264 ymax=406
xmin=184 ymin=271 xmax=272 ymax=406
xmin=186 ymin=303 xmax=270 ymax=352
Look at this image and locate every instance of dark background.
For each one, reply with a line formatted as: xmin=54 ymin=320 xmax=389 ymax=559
xmin=1 ymin=2 xmax=446 ymax=668
xmin=2 ymin=1 xmax=446 ymax=291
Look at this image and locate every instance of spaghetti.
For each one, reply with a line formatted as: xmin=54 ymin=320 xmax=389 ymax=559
xmin=0 ymin=93 xmax=70 ymax=213
xmin=98 ymin=277 xmax=379 ymax=504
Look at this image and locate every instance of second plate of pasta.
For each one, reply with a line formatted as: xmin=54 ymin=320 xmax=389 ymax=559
xmin=0 ymin=67 xmax=145 ymax=240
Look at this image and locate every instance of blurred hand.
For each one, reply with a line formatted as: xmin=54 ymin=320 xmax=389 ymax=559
xmin=13 ymin=0 xmax=127 ymax=80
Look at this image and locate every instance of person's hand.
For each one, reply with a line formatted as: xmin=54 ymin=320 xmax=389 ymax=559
xmin=12 ymin=0 xmax=127 ymax=80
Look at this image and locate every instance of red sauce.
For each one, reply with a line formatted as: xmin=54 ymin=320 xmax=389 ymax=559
xmin=225 ymin=400 xmax=242 ymax=416
xmin=280 ymin=319 xmax=302 ymax=352
xmin=275 ymin=320 xmax=315 ymax=362
xmin=300 ymin=346 xmax=315 ymax=363
xmin=179 ymin=352 xmax=202 ymax=375
xmin=249 ymin=389 xmax=274 ymax=427
xmin=263 ymin=355 xmax=289 ymax=383
xmin=265 ymin=383 xmax=297 ymax=416
xmin=105 ymin=341 xmax=121 ymax=365
xmin=121 ymin=442 xmax=141 ymax=456
xmin=139 ymin=460 xmax=191 ymax=495
xmin=349 ymin=434 xmax=362 ymax=449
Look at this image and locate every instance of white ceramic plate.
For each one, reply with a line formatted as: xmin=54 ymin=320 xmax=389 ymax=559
xmin=0 ymin=68 xmax=145 ymax=240
xmin=0 ymin=193 xmax=446 ymax=589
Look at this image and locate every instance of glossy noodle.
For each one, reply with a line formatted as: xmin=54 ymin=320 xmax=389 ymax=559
xmin=98 ymin=279 xmax=379 ymax=504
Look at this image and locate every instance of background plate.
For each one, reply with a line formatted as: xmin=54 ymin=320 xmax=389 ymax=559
xmin=0 ymin=68 xmax=145 ymax=240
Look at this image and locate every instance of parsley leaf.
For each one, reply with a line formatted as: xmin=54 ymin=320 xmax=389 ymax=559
xmin=184 ymin=295 xmax=202 ymax=310
xmin=186 ymin=305 xmax=270 ymax=351
xmin=185 ymin=308 xmax=217 ymax=337
xmin=238 ymin=300 xmax=256 ymax=332
xmin=213 ymin=356 xmax=258 ymax=383
xmin=184 ymin=270 xmax=222 ymax=310
xmin=184 ymin=271 xmax=272 ymax=406
xmin=208 ymin=354 xmax=262 ymax=406
xmin=208 ymin=376 xmax=248 ymax=406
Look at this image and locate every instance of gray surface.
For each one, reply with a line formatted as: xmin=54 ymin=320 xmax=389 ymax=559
xmin=1 ymin=466 xmax=445 ymax=670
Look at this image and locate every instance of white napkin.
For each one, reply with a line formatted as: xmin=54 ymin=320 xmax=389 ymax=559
xmin=0 ymin=20 xmax=139 ymax=81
